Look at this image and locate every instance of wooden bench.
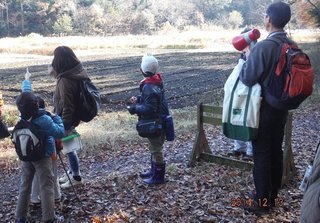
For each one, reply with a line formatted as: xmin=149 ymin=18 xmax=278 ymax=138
xmin=188 ymin=103 xmax=296 ymax=187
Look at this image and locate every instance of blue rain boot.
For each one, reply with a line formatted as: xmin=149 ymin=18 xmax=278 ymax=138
xmin=140 ymin=156 xmax=154 ymax=179
xmin=143 ymin=162 xmax=165 ymax=185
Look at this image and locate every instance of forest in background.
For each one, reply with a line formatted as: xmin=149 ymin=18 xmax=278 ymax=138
xmin=0 ymin=0 xmax=319 ymax=37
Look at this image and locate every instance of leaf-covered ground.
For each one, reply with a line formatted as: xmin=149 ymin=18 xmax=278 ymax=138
xmin=1 ymin=103 xmax=319 ymax=223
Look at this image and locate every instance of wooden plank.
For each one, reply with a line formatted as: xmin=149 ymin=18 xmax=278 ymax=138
xmin=197 ymin=103 xmax=203 ymax=130
xmin=202 ymin=105 xmax=223 ymax=114
xmin=202 ymin=116 xmax=222 ymax=126
xmin=199 ymin=153 xmax=253 ymax=171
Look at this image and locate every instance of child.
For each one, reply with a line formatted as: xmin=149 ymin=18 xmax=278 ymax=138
xmin=127 ymin=54 xmax=170 ymax=184
xmin=21 ymin=69 xmax=62 ymax=205
xmin=230 ymin=27 xmax=257 ymax=158
xmin=15 ymin=91 xmax=65 ymax=222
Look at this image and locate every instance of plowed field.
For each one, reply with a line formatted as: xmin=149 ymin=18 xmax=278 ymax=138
xmin=0 ymin=52 xmax=238 ymax=110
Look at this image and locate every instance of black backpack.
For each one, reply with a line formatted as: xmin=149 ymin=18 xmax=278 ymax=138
xmin=12 ymin=118 xmax=45 ymax=161
xmin=77 ymin=78 xmax=101 ymax=122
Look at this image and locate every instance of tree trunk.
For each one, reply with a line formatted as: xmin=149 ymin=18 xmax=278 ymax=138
xmin=5 ymin=0 xmax=9 ymax=36
xmin=20 ymin=0 xmax=24 ymax=35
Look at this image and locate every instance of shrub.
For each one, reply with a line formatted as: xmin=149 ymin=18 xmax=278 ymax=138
xmin=228 ymin=10 xmax=243 ymax=29
xmin=53 ymin=14 xmax=73 ymax=35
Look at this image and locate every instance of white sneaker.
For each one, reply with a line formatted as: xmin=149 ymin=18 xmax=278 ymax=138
xmin=60 ymin=177 xmax=83 ymax=189
xmin=59 ymin=171 xmax=72 ymax=184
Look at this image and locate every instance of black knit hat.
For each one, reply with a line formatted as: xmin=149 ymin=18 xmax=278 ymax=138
xmin=16 ymin=92 xmax=39 ymax=119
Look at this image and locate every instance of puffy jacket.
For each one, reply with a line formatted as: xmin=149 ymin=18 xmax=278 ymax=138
xmin=32 ymin=109 xmax=65 ymax=157
xmin=134 ymin=74 xmax=169 ymax=121
xmin=53 ymin=63 xmax=89 ymax=130
xmin=21 ymin=79 xmax=59 ymax=156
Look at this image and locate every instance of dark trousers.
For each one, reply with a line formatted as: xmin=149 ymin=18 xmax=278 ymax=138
xmin=252 ymin=101 xmax=288 ymax=205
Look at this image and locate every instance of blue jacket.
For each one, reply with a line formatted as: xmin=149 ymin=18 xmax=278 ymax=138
xmin=22 ymin=79 xmax=65 ymax=157
xmin=32 ymin=109 xmax=65 ymax=157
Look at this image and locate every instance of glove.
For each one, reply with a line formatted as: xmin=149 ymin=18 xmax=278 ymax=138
xmin=127 ymin=105 xmax=136 ymax=115
xmin=240 ymin=52 xmax=247 ymax=61
xmin=55 ymin=139 xmax=63 ymax=153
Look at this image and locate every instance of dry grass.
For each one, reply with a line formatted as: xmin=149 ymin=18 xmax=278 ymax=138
xmin=0 ymin=105 xmax=198 ymax=159
xmin=77 ymin=106 xmax=197 ymax=154
xmin=0 ymin=28 xmax=318 ymax=68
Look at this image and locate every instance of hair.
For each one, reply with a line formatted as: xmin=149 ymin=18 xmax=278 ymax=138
xmin=51 ymin=46 xmax=80 ymax=77
xmin=266 ymin=1 xmax=291 ymax=29
xmin=16 ymin=92 xmax=39 ymax=119
xmin=36 ymin=95 xmax=45 ymax=109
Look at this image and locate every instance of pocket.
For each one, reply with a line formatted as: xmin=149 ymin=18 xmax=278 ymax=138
xmin=136 ymin=119 xmax=162 ymax=138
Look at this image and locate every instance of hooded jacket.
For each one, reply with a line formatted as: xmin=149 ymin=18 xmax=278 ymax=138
xmin=53 ymin=63 xmax=89 ymax=130
xmin=134 ymin=74 xmax=169 ymax=121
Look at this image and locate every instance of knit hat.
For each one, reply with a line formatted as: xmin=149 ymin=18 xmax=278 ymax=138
xmin=16 ymin=92 xmax=39 ymax=119
xmin=140 ymin=54 xmax=159 ymax=77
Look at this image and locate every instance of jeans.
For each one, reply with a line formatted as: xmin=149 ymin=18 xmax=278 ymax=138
xmin=67 ymin=151 xmax=80 ymax=176
xmin=147 ymin=131 xmax=165 ymax=164
xmin=252 ymin=101 xmax=288 ymax=204
xmin=234 ymin=140 xmax=253 ymax=155
xmin=31 ymin=158 xmax=61 ymax=202
xmin=16 ymin=158 xmax=55 ymax=221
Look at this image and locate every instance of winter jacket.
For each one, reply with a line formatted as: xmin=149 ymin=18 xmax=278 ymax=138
xmin=132 ymin=74 xmax=169 ymax=121
xmin=53 ymin=63 xmax=89 ymax=130
xmin=239 ymin=31 xmax=294 ymax=93
xmin=32 ymin=109 xmax=65 ymax=157
xmin=301 ymin=146 xmax=320 ymax=223
xmin=21 ymin=80 xmax=64 ymax=157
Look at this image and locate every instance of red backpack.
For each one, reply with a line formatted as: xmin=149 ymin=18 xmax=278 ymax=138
xmin=264 ymin=39 xmax=314 ymax=110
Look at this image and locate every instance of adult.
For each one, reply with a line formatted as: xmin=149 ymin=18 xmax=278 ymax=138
xmin=50 ymin=46 xmax=88 ymax=188
xmin=239 ymin=1 xmax=292 ymax=212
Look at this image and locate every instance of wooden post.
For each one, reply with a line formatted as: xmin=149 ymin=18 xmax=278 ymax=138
xmin=188 ymin=104 xmax=296 ymax=186
xmin=188 ymin=103 xmax=211 ymax=167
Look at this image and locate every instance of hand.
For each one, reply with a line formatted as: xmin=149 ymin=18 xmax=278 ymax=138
xmin=48 ymin=65 xmax=54 ymax=76
xmin=130 ymin=96 xmax=138 ymax=104
xmin=127 ymin=105 xmax=136 ymax=115
xmin=245 ymin=50 xmax=251 ymax=59
xmin=240 ymin=52 xmax=247 ymax=61
xmin=25 ymin=67 xmax=31 ymax=80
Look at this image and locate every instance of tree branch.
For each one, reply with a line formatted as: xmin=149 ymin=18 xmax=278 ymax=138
xmin=306 ymin=0 xmax=320 ymax=16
